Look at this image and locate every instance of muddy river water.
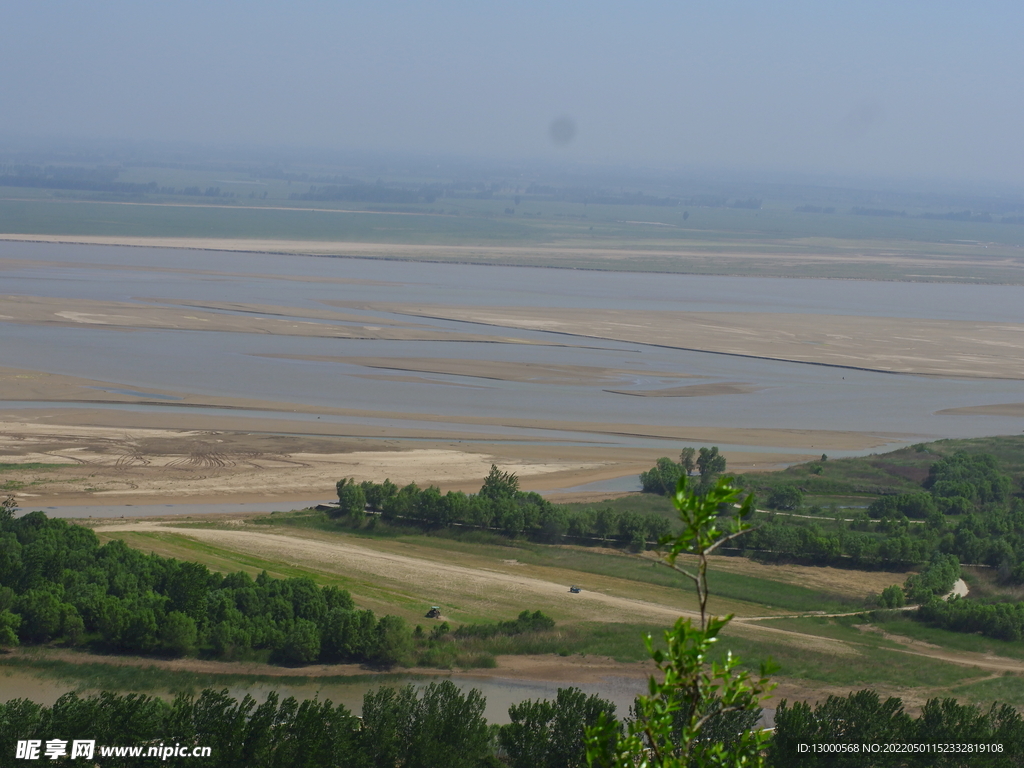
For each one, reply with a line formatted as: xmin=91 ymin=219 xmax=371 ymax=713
xmin=2 ymin=240 xmax=1023 ymax=445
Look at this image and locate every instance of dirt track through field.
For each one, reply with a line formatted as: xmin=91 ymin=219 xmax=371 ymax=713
xmin=97 ymin=522 xmax=699 ymax=625
xmin=79 ymin=522 xmax=1024 ymax=681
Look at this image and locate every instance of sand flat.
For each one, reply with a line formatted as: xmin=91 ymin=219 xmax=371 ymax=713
xmin=937 ymin=403 xmax=1024 ymax=416
xmin=0 ymin=409 xmax=876 ymax=505
xmin=0 ymin=294 xmax=536 ymax=344
xmin=344 ymin=303 xmax=1024 ymax=380
xmin=2 ymin=233 xmax=1023 ymax=277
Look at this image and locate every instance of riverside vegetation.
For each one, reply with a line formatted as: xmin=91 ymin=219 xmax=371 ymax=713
xmin=0 ymin=498 xmax=558 ymax=669
xmin=6 ymin=478 xmax=1024 ymax=766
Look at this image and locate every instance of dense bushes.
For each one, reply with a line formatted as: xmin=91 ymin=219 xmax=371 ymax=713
xmin=453 ymin=610 xmax=554 ymax=640
xmin=868 ymin=492 xmax=937 ymax=520
xmin=903 ymin=553 xmax=960 ymax=603
xmin=917 ymin=597 xmax=1024 ymax=642
xmin=925 ymin=451 xmax=1014 ymax=506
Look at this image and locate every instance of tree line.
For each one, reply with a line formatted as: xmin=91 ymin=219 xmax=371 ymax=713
xmin=6 ymin=683 xmax=1019 ymax=767
xmin=335 ymin=466 xmax=672 ymax=549
xmin=0 ymin=682 xmax=617 ymax=768
xmin=918 ymin=596 xmax=1024 ymax=642
xmin=712 ymin=449 xmax=1024 ymax=574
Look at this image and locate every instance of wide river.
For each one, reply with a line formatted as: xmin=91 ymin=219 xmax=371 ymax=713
xmin=2 ymin=240 xmax=1022 ymax=447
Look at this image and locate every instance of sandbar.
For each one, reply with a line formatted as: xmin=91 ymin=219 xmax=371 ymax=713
xmin=344 ymin=302 xmax=1024 ymax=380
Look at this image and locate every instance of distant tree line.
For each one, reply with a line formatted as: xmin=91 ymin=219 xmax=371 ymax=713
xmin=851 ymin=207 xmax=906 ymax=217
xmin=291 ymin=184 xmax=437 ymax=204
xmin=335 ymin=466 xmax=672 ymax=549
xmin=0 ymin=173 xmax=158 ymax=196
xmin=736 ymin=450 xmax=1024 ymax=573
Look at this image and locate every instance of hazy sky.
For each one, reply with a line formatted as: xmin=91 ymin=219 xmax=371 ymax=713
xmin=3 ymin=2 xmax=1022 ymax=183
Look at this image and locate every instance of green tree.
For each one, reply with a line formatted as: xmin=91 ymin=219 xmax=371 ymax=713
xmin=0 ymin=494 xmax=16 ymax=524
xmin=335 ymin=478 xmax=367 ymax=522
xmin=480 ymin=464 xmax=519 ymax=501
xmin=501 ymin=687 xmax=617 ymax=768
xmin=766 ymin=486 xmax=803 ymax=511
xmin=361 ymin=681 xmax=491 ymax=768
xmin=770 ymin=690 xmax=912 ymax=767
xmin=0 ymin=609 xmax=20 ymax=647
xmin=159 ymin=610 xmax=198 ymax=656
xmin=696 ymin=446 xmax=727 ymax=479
xmin=878 ymin=585 xmax=905 ymax=609
xmin=15 ymin=589 xmax=62 ymax=642
xmin=586 ymin=475 xmax=774 ymax=767
xmin=372 ymin=614 xmax=412 ymax=667
xmin=679 ymin=448 xmax=697 ymax=475
xmin=361 ymin=478 xmax=398 ymax=511
xmin=277 ymin=618 xmax=321 ymax=665
xmin=641 ymin=458 xmax=684 ymax=495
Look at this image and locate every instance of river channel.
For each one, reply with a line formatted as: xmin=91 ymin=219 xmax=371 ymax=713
xmin=2 ymin=240 xmax=1023 ymax=445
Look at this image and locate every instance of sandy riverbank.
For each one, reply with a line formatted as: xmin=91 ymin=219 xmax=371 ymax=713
xmin=0 ymin=413 xmax=832 ymax=507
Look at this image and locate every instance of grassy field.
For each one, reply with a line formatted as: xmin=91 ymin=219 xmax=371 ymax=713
xmin=86 ymin=514 xmax=1020 ymax=703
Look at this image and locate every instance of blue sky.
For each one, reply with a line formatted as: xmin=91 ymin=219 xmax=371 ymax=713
xmin=3 ymin=2 xmax=1022 ymax=183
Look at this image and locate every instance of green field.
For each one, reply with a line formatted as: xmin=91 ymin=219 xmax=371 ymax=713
xmin=86 ymin=516 xmax=1008 ymax=698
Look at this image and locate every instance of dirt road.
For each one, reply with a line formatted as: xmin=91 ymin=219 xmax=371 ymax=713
xmin=93 ymin=522 xmax=1003 ymax=671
